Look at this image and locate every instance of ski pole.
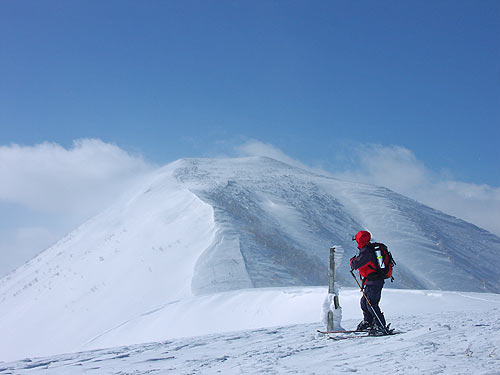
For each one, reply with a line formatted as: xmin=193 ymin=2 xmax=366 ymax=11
xmin=350 ymin=269 xmax=389 ymax=335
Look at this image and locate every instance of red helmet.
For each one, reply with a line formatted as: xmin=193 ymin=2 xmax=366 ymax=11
xmin=354 ymin=231 xmax=371 ymax=249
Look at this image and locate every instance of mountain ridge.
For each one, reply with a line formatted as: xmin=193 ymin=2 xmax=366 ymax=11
xmin=0 ymin=156 xmax=498 ymax=361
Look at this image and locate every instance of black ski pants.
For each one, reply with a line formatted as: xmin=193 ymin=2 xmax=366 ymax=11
xmin=361 ymin=284 xmax=386 ymax=327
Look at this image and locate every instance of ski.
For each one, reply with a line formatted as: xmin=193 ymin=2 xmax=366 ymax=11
xmin=316 ymin=329 xmax=368 ymax=335
xmin=328 ymin=333 xmax=369 ymax=340
xmin=328 ymin=334 xmax=367 ymax=340
xmin=327 ymin=330 xmax=402 ymax=340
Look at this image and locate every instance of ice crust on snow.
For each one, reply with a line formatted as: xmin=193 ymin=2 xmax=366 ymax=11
xmin=0 ymin=156 xmax=499 ymax=362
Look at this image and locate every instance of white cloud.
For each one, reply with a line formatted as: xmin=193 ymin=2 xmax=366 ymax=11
xmin=0 ymin=139 xmax=155 ymax=276
xmin=427 ymin=180 xmax=500 ymax=234
xmin=0 ymin=139 xmax=154 ymax=215
xmin=332 ymin=144 xmax=500 ymax=236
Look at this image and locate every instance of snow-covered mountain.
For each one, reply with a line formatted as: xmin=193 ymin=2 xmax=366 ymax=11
xmin=0 ymin=156 xmax=499 ymax=361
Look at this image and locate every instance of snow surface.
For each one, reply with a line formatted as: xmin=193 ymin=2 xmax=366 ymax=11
xmin=1 ymin=156 xmax=499 ymax=363
xmin=1 ymin=288 xmax=499 ymax=374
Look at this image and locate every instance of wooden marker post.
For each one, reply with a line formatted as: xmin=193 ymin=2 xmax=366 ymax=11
xmin=327 ymin=246 xmax=340 ymax=331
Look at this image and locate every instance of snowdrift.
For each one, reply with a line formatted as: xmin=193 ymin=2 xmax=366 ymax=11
xmin=1 ymin=287 xmax=499 ymax=373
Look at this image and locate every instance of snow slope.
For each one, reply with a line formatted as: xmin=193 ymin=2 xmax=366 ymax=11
xmin=0 ymin=171 xmax=216 ymax=361
xmin=1 ymin=288 xmax=499 ymax=374
xmin=0 ymin=156 xmax=499 ymax=362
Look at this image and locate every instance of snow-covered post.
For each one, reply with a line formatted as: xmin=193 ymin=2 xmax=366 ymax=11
xmin=322 ymin=245 xmax=343 ymax=331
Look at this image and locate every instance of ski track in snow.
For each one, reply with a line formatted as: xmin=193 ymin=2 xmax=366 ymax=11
xmin=1 ymin=309 xmax=499 ymax=375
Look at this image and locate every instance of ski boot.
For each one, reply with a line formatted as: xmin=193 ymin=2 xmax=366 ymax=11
xmin=368 ymin=322 xmax=393 ymax=336
xmin=356 ymin=320 xmax=372 ymax=331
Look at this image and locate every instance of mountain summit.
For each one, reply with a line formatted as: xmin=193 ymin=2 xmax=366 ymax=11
xmin=0 ymin=156 xmax=498 ymax=360
xmin=174 ymin=156 xmax=499 ymax=293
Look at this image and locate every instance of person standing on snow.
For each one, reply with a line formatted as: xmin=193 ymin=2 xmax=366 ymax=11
xmin=350 ymin=230 xmax=387 ymax=332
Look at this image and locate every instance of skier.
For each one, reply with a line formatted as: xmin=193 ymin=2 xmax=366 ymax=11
xmin=350 ymin=230 xmax=388 ymax=333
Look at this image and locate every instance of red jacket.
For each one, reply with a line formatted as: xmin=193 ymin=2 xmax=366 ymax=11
xmin=350 ymin=231 xmax=384 ymax=285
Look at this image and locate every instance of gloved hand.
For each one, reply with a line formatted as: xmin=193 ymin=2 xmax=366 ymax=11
xmin=350 ymin=256 xmax=356 ymax=268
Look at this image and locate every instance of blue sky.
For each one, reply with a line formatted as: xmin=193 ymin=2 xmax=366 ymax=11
xmin=1 ymin=0 xmax=499 ymax=183
xmin=0 ymin=1 xmax=499 ymax=275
